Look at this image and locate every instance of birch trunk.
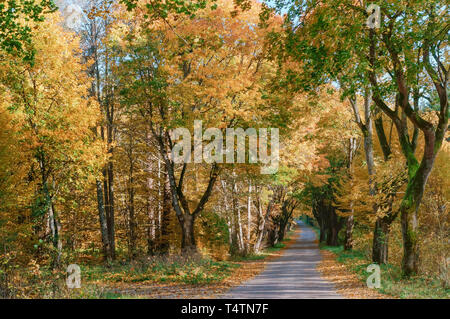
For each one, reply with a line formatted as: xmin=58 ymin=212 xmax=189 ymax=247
xmin=247 ymin=183 xmax=252 ymax=253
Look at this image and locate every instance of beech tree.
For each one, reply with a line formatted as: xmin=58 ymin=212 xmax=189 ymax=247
xmin=109 ymin=0 xmax=281 ymax=253
xmin=0 ymin=0 xmax=56 ymax=61
xmin=0 ymin=13 xmax=104 ymax=267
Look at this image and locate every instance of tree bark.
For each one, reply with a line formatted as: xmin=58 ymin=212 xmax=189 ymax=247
xmin=326 ymin=205 xmax=340 ymax=246
xmin=48 ymin=202 xmax=62 ymax=268
xmin=146 ymin=197 xmax=156 ymax=256
xmin=312 ymin=197 xmax=327 ymax=243
xmin=128 ymin=165 xmax=137 ymax=259
xmin=344 ymin=215 xmax=354 ymax=250
xmin=179 ymin=213 xmax=196 ymax=254
xmin=237 ymin=206 xmax=244 ymax=252
xmin=38 ymin=156 xmax=62 ymax=268
xmin=158 ymin=138 xmax=219 ymax=253
xmin=372 ymin=115 xmax=401 ymax=263
xmin=278 ymin=199 xmax=295 ymax=243
xmin=159 ymin=172 xmax=171 ymax=254
xmin=96 ymin=180 xmax=111 ymax=261
xmin=372 ymin=218 xmax=389 ymax=264
xmin=247 ymin=182 xmax=252 ymax=253
xmin=84 ymin=12 xmax=115 ymax=262
xmin=400 ymin=160 xmax=433 ymax=275
xmin=254 ymin=217 xmax=266 ymax=252
xmin=106 ymin=161 xmax=116 ymax=260
xmin=254 ymin=189 xmax=273 ymax=253
xmin=349 ymin=91 xmax=398 ymax=260
xmin=344 ymin=136 xmax=358 ymax=250
xmin=233 ymin=183 xmax=245 ymax=253
xmin=277 ymin=219 xmax=288 ymax=242
xmin=146 ymin=151 xmax=156 ymax=255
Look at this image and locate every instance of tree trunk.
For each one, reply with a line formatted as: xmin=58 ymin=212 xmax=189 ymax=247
xmin=38 ymin=157 xmax=62 ymax=268
xmin=254 ymin=218 xmax=265 ymax=253
xmin=369 ymin=48 xmax=448 ymax=275
xmin=401 ymin=210 xmax=419 ymax=276
xmin=180 ymin=213 xmax=196 ymax=254
xmin=398 ymin=128 xmax=437 ymax=276
xmin=103 ymin=168 xmax=110 ymax=241
xmin=326 ymin=205 xmax=340 ymax=246
xmin=344 ymin=137 xmax=358 ymax=250
xmin=354 ymin=92 xmax=399 ymax=263
xmin=128 ymin=175 xmax=137 ymax=259
xmin=96 ymin=180 xmax=111 ymax=261
xmin=146 ymin=198 xmax=156 ymax=256
xmin=344 ymin=215 xmax=354 ymax=250
xmin=237 ymin=207 xmax=244 ymax=252
xmin=157 ymin=157 xmax=162 ymax=246
xmin=278 ymin=221 xmax=287 ymax=242
xmin=372 ymin=217 xmax=389 ymax=264
xmin=153 ymin=129 xmax=220 ymax=255
xmin=146 ymin=152 xmax=156 ymax=255
xmin=227 ymin=216 xmax=233 ymax=250
xmin=254 ymin=194 xmax=271 ymax=253
xmin=235 ymin=186 xmax=245 ymax=253
xmin=222 ymin=182 xmax=233 ymax=250
xmin=109 ymin=163 xmax=116 ymax=259
xmin=312 ymin=198 xmax=327 ymax=243
xmin=267 ymin=222 xmax=279 ymax=247
xmin=159 ymin=173 xmax=171 ymax=254
xmin=230 ymin=209 xmax=239 ymax=254
xmin=318 ymin=218 xmax=326 ymax=243
xmin=277 ymin=203 xmax=292 ymax=243
xmin=400 ymin=162 xmax=433 ymax=275
xmin=87 ymin=15 xmax=112 ymax=263
xmin=48 ymin=203 xmax=62 ymax=268
xmin=247 ymin=182 xmax=252 ymax=253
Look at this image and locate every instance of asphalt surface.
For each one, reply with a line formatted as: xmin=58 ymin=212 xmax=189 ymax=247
xmin=222 ymin=221 xmax=343 ymax=299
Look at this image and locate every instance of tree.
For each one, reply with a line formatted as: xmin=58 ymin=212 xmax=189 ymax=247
xmin=0 ymin=0 xmax=56 ymax=61
xmin=0 ymin=13 xmax=104 ymax=267
xmin=110 ymin=0 xmax=281 ymax=253
xmin=347 ymin=91 xmax=398 ymax=263
xmin=79 ymin=0 xmax=118 ymax=261
xmin=265 ymin=0 xmax=448 ymax=276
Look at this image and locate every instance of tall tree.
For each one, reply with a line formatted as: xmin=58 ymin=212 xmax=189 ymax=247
xmin=111 ymin=0 xmax=281 ymax=253
xmin=266 ymin=0 xmax=448 ymax=276
xmin=80 ymin=0 xmax=118 ymax=261
xmin=0 ymin=12 xmax=103 ymax=267
xmin=0 ymin=0 xmax=56 ymax=61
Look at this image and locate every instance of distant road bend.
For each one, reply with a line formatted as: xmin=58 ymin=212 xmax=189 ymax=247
xmin=223 ymin=221 xmax=343 ymax=299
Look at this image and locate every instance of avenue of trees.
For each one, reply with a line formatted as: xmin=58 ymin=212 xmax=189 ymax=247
xmin=0 ymin=0 xmax=448 ymax=297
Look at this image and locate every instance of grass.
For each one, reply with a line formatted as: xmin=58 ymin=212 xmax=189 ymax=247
xmin=320 ymin=244 xmax=450 ymax=299
xmin=82 ymin=256 xmax=239 ymax=286
xmin=301 ymin=216 xmax=449 ymax=298
xmin=82 ymin=234 xmax=296 ymax=289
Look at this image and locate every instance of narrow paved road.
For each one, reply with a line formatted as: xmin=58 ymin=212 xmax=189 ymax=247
xmin=222 ymin=221 xmax=342 ymax=299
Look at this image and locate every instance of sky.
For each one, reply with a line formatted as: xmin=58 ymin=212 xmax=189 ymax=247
xmin=55 ymin=0 xmax=86 ymax=29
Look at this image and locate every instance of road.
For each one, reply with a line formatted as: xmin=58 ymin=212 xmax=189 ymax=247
xmin=222 ymin=221 xmax=343 ymax=299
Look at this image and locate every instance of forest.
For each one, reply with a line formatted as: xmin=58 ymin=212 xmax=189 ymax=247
xmin=0 ymin=0 xmax=448 ymax=299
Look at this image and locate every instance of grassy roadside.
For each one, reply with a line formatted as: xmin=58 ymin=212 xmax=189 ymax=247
xmin=319 ymin=245 xmax=449 ymax=299
xmin=302 ymin=217 xmax=448 ymax=298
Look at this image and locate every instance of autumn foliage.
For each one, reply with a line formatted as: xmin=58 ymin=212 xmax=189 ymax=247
xmin=0 ymin=0 xmax=447 ymax=298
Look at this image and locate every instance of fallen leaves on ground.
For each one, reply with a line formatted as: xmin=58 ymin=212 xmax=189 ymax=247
xmin=317 ymin=249 xmax=393 ymax=299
